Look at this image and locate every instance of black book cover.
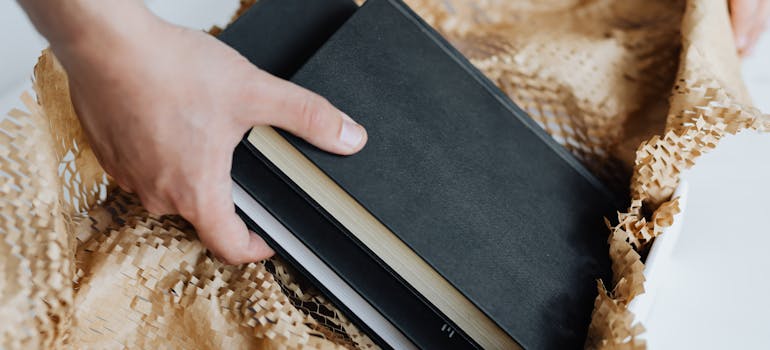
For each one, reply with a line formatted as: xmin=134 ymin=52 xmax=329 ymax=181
xmin=217 ymin=0 xmax=357 ymax=80
xmin=222 ymin=0 xmax=478 ymax=348
xmin=224 ymin=0 xmax=616 ymax=348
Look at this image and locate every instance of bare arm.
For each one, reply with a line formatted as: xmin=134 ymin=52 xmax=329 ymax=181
xmin=18 ymin=0 xmax=368 ymax=264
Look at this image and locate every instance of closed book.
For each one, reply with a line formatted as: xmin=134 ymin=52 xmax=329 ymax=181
xmin=222 ymin=0 xmax=617 ymax=348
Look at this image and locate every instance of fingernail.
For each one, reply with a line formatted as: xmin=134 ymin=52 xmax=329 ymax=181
xmin=340 ymin=113 xmax=365 ymax=149
xmin=738 ymin=35 xmax=748 ymax=49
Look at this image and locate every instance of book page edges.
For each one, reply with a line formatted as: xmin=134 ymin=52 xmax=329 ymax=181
xmin=246 ymin=126 xmax=520 ymax=350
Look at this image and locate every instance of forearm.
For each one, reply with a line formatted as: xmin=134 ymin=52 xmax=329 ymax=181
xmin=19 ymin=0 xmax=364 ymax=265
xmin=17 ymin=0 xmax=160 ymax=63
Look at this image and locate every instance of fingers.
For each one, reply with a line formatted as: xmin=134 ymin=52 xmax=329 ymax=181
xmin=747 ymin=0 xmax=770 ymax=55
xmin=180 ymin=174 xmax=275 ymax=264
xmin=731 ymin=0 xmax=770 ymax=56
xmin=240 ymin=69 xmax=368 ymax=156
xmin=731 ymin=0 xmax=755 ymax=52
xmin=125 ymin=164 xmax=275 ymax=264
xmin=196 ymin=208 xmax=275 ymax=265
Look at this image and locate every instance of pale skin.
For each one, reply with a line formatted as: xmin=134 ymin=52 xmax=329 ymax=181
xmin=19 ymin=0 xmax=368 ymax=265
xmin=730 ymin=0 xmax=770 ymax=56
xmin=17 ymin=0 xmax=764 ymax=265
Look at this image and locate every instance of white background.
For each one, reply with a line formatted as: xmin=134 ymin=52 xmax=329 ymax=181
xmin=1 ymin=1 xmax=769 ymax=348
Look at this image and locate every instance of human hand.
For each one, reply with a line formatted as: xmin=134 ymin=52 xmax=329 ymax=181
xmin=45 ymin=4 xmax=367 ymax=264
xmin=730 ymin=0 xmax=770 ymax=56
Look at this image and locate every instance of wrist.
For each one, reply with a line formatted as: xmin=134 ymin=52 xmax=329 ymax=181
xmin=42 ymin=1 xmax=163 ymax=68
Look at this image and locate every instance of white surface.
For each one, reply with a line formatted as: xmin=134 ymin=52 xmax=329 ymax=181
xmin=641 ymin=130 xmax=770 ymax=350
xmin=232 ymin=183 xmax=416 ymax=350
xmin=1 ymin=2 xmax=770 ymax=349
xmin=742 ymin=30 xmax=770 ymax=111
xmin=0 ymin=0 xmax=239 ymax=111
xmin=627 ymin=182 xmax=688 ymax=325
xmin=0 ymin=1 xmax=45 ymax=107
xmin=144 ymin=0 xmax=239 ymax=31
xmin=637 ymin=29 xmax=770 ymax=349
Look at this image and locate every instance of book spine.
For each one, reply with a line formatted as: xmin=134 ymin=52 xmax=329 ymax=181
xmin=232 ymin=141 xmax=479 ymax=349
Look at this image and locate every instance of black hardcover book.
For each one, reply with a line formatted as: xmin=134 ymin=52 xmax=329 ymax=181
xmin=222 ymin=0 xmax=617 ymax=349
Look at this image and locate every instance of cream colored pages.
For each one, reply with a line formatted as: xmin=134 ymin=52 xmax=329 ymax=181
xmin=3 ymin=1 xmax=766 ymax=349
xmin=247 ymin=126 xmax=521 ymax=350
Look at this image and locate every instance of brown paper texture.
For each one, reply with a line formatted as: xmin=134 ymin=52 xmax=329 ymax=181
xmin=1 ymin=51 xmax=375 ymax=350
xmin=1 ymin=0 xmax=768 ymax=349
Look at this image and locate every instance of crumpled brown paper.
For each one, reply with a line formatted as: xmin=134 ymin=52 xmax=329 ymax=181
xmin=1 ymin=50 xmax=375 ymax=349
xmin=2 ymin=0 xmax=768 ymax=349
xmin=402 ymin=0 xmax=768 ymax=348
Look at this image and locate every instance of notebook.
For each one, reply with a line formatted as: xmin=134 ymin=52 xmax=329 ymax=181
xmin=222 ymin=0 xmax=617 ymax=348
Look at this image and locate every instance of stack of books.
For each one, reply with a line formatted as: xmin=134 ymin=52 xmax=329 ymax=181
xmin=222 ymin=0 xmax=618 ymax=348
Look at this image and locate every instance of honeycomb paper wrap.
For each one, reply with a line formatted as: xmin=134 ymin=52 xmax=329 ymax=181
xmin=1 ymin=0 xmax=768 ymax=349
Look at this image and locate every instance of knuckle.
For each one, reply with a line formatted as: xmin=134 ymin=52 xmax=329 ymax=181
xmin=152 ymin=173 xmax=173 ymax=195
xmin=175 ymin=188 xmax=216 ymax=223
xmin=298 ymin=95 xmax=330 ymax=135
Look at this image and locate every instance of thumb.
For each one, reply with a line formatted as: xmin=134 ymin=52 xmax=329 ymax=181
xmin=242 ymin=69 xmax=368 ymax=155
xmin=185 ymin=174 xmax=274 ymax=265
